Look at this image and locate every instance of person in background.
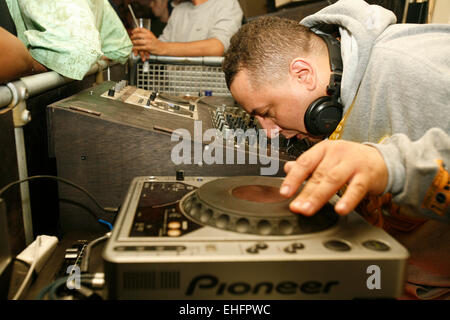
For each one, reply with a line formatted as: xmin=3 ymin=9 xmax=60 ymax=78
xmin=0 ymin=27 xmax=47 ymax=84
xmin=131 ymin=0 xmax=243 ymax=58
xmin=148 ymin=0 xmax=174 ymax=37
xmin=223 ymin=0 xmax=449 ymax=299
xmin=5 ymin=0 xmax=132 ymax=80
xmin=0 ymin=0 xmax=46 ymax=84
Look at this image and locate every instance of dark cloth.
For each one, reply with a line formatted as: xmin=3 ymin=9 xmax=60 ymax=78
xmin=0 ymin=0 xmax=17 ymax=35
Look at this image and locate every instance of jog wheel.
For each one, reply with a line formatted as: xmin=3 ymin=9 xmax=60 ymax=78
xmin=180 ymin=176 xmax=338 ymax=236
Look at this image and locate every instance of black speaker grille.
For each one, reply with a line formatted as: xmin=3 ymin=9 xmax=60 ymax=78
xmin=123 ymin=271 xmax=180 ymax=290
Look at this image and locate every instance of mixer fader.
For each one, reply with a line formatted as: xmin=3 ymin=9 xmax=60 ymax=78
xmin=101 ymin=81 xmax=199 ymax=120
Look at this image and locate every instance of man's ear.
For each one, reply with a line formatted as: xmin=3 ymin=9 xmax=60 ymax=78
xmin=289 ymin=58 xmax=316 ymax=91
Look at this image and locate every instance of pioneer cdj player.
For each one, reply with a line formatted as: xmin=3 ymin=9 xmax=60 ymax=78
xmin=103 ymin=175 xmax=409 ymax=299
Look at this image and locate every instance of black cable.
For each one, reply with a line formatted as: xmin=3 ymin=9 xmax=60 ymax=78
xmin=0 ymin=175 xmax=118 ymax=215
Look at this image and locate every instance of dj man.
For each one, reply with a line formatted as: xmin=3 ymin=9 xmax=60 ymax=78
xmin=223 ymin=0 xmax=450 ymax=299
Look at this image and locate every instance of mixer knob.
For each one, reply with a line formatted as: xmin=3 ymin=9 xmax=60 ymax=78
xmin=218 ymin=119 xmax=225 ymax=131
xmin=176 ymin=170 xmax=184 ymax=181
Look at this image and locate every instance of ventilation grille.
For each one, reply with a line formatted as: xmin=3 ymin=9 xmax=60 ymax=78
xmin=136 ymin=63 xmax=231 ymax=97
xmin=123 ymin=271 xmax=180 ymax=290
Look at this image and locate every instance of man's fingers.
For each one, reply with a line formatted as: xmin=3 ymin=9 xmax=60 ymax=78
xmin=132 ymin=38 xmax=150 ymax=46
xmin=283 ymin=161 xmax=295 ymax=174
xmin=280 ymin=142 xmax=326 ymax=198
xmin=131 ymin=29 xmax=155 ymax=41
xmin=280 ymin=141 xmax=387 ymax=217
xmin=289 ymin=163 xmax=354 ymax=215
xmin=139 ymin=50 xmax=145 ymax=61
xmin=335 ymin=176 xmax=370 ymax=215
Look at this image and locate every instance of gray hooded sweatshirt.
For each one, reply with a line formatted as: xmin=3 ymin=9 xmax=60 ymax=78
xmin=301 ymin=0 xmax=450 ymax=223
xmin=301 ymin=0 xmax=450 ymax=299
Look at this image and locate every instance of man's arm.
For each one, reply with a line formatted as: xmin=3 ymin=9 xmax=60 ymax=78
xmin=98 ymin=0 xmax=132 ymax=63
xmin=367 ymin=128 xmax=450 ymax=221
xmin=281 ymin=128 xmax=450 ymax=222
xmin=17 ymin=0 xmax=112 ymax=80
xmin=131 ymin=28 xmax=224 ymax=57
xmin=0 ymin=27 xmax=46 ymax=83
xmin=131 ymin=0 xmax=242 ymax=58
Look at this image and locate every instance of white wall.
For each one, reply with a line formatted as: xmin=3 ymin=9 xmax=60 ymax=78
xmin=431 ymin=0 xmax=450 ymax=23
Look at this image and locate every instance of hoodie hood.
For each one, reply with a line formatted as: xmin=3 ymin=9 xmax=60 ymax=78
xmin=301 ymin=0 xmax=396 ymax=109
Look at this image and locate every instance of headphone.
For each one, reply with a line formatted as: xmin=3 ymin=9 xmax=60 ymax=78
xmin=304 ymin=32 xmax=343 ymax=137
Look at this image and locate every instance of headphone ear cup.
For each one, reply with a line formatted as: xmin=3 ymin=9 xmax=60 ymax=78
xmin=304 ymin=96 xmax=343 ymax=136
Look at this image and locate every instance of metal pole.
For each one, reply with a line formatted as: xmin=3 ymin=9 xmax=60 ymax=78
xmin=0 ymin=60 xmax=117 ymax=109
xmin=0 ymin=60 xmax=118 ymax=244
xmin=14 ymin=125 xmax=33 ymax=245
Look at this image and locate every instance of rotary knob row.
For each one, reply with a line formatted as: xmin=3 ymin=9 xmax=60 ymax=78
xmin=107 ymin=80 xmax=128 ymax=97
xmin=212 ymin=110 xmax=257 ymax=132
xmin=182 ymin=193 xmax=306 ymax=236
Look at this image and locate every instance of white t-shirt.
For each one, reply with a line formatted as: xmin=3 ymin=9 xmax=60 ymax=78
xmin=159 ymin=0 xmax=243 ymax=51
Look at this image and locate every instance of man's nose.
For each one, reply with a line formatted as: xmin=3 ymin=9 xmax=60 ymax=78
xmin=255 ymin=116 xmax=280 ymax=139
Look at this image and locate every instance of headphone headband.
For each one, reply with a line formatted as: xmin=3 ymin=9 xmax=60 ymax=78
xmin=316 ymin=33 xmax=342 ymax=103
xmin=303 ymin=32 xmax=344 ymax=137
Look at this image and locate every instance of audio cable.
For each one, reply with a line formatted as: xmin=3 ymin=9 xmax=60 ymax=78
xmin=0 ymin=175 xmax=119 ymax=229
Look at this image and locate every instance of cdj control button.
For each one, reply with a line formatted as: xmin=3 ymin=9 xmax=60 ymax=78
xmin=216 ymin=214 xmax=229 ymax=229
xmin=284 ymin=246 xmax=296 ymax=254
xmin=246 ymin=242 xmax=268 ymax=254
xmin=200 ymin=209 xmax=213 ymax=223
xmin=363 ymin=240 xmax=390 ymax=251
xmin=257 ymin=220 xmax=272 ymax=235
xmin=167 ymin=229 xmax=182 ymax=237
xmin=284 ymin=242 xmax=304 ymax=254
xmin=278 ymin=220 xmax=294 ymax=235
xmin=255 ymin=242 xmax=268 ymax=250
xmin=246 ymin=246 xmax=259 ymax=254
xmin=168 ymin=221 xmax=181 ymax=229
xmin=292 ymin=242 xmax=305 ymax=250
xmin=236 ymin=218 xmax=250 ymax=233
xmin=324 ymin=240 xmax=351 ymax=252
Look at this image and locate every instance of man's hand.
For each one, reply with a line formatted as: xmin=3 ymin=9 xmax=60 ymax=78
xmin=280 ymin=140 xmax=388 ymax=216
xmin=130 ymin=28 xmax=166 ymax=59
